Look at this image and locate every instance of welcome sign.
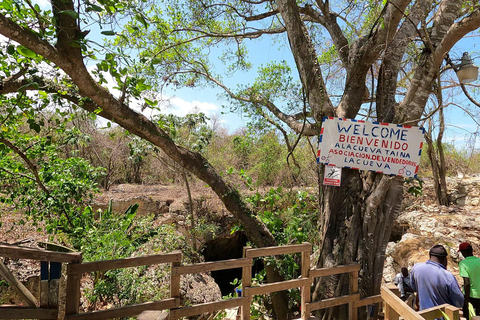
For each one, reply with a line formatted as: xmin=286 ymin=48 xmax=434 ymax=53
xmin=317 ymin=117 xmax=425 ymax=178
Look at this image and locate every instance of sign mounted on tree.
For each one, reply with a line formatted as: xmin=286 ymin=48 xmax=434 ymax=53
xmin=317 ymin=117 xmax=425 ymax=178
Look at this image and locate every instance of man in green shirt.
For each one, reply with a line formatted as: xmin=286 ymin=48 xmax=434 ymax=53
xmin=459 ymin=242 xmax=480 ymax=320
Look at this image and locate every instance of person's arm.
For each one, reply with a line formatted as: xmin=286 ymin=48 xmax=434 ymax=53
xmin=450 ymin=276 xmax=466 ymax=308
xmin=464 ymin=277 xmax=471 ymax=306
xmin=398 ymin=279 xmax=406 ymax=297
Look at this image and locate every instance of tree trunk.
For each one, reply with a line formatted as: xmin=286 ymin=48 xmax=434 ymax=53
xmin=313 ymin=169 xmax=403 ymax=320
xmin=425 ymin=118 xmax=449 ymax=206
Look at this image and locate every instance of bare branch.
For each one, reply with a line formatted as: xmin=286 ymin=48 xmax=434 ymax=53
xmin=460 ymin=84 xmax=480 ymax=108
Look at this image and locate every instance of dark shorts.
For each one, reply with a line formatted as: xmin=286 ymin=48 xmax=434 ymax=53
xmin=463 ymin=297 xmax=480 ymax=320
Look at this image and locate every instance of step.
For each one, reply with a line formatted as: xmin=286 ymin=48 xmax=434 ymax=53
xmin=137 ymin=311 xmax=168 ymax=320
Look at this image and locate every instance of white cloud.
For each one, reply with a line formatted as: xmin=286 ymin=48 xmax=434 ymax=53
xmin=164 ymin=97 xmax=219 ymax=116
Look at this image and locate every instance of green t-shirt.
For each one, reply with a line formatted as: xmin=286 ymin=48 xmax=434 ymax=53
xmin=459 ymin=256 xmax=480 ymax=298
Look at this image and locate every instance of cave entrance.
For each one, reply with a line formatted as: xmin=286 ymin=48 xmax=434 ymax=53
xmin=202 ymin=231 xmax=255 ymax=296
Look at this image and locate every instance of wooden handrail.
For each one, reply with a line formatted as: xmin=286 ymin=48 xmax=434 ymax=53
xmin=418 ymin=304 xmax=461 ymax=320
xmin=0 ymin=243 xmax=82 ymax=263
xmin=68 ymin=251 xmax=182 ymax=274
xmin=245 ymin=278 xmax=311 ymax=296
xmin=310 ymin=264 xmax=360 ymax=278
xmin=173 ymin=258 xmax=251 ymax=275
xmin=308 ymin=294 xmax=360 ymax=313
xmin=245 ymin=243 xmax=311 ymax=258
xmin=381 ymin=285 xmax=424 ymax=320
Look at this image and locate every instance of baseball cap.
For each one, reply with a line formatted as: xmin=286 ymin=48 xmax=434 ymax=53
xmin=458 ymin=242 xmax=472 ymax=252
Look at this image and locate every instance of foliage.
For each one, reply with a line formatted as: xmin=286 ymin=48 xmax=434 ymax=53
xmin=77 ymin=203 xmax=189 ymax=307
xmin=0 ymin=117 xmax=104 ymax=235
xmin=404 ymin=177 xmax=424 ymax=197
xmin=419 ymin=141 xmax=480 ymax=177
xmin=242 ymin=186 xmax=318 ymax=314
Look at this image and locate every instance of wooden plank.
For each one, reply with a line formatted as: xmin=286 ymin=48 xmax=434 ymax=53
xmin=137 ymin=310 xmax=168 ymax=320
xmin=64 ymin=298 xmax=179 ymax=320
xmin=349 ymin=270 xmax=359 ymax=320
xmin=173 ymin=258 xmax=251 ymax=275
xmin=0 ymin=306 xmax=57 ymax=319
xmin=65 ymin=265 xmax=82 ymax=316
xmin=40 ymin=261 xmax=49 ymax=308
xmin=170 ymin=297 xmax=244 ymax=319
xmin=68 ymin=251 xmax=182 ymax=274
xmin=301 ymin=246 xmax=311 ymax=320
xmin=0 ymin=259 xmax=38 ymax=307
xmin=307 ymin=294 xmax=360 ymax=312
xmin=385 ymin=303 xmax=400 ymax=320
xmin=354 ymin=294 xmax=382 ymax=308
xmin=418 ymin=304 xmax=452 ymax=320
xmin=245 ymin=278 xmax=311 ymax=296
xmin=445 ymin=305 xmax=460 ymax=320
xmin=310 ymin=264 xmax=360 ymax=278
xmin=241 ymin=246 xmax=252 ymax=320
xmin=381 ymin=285 xmax=423 ymax=320
xmin=0 ymin=243 xmax=81 ymax=263
xmin=169 ymin=259 xmax=181 ymax=319
xmin=49 ymin=262 xmax=61 ymax=308
xmin=245 ymin=243 xmax=311 ymax=258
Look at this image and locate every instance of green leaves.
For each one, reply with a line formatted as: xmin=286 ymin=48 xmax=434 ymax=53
xmin=6 ymin=45 xmax=15 ymax=55
xmin=101 ymin=30 xmax=116 ymax=36
xmin=17 ymin=46 xmax=37 ymax=58
xmin=59 ymin=10 xmax=79 ymax=19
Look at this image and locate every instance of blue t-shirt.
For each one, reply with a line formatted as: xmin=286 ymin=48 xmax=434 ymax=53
xmin=411 ymin=260 xmax=464 ymax=310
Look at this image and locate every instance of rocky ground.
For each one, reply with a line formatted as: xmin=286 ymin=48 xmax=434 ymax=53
xmin=384 ymin=176 xmax=480 ymax=283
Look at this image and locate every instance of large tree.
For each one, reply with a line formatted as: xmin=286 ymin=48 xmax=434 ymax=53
xmin=0 ymin=0 xmax=479 ymax=319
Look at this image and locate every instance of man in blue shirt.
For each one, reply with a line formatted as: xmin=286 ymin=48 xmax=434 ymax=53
xmin=410 ymin=244 xmax=464 ymax=311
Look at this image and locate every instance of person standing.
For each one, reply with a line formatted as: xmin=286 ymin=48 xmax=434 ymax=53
xmin=459 ymin=242 xmax=480 ymax=320
xmin=410 ymin=244 xmax=464 ymax=311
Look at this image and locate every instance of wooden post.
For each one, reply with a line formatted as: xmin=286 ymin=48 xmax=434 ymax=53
xmin=65 ymin=262 xmax=82 ymax=316
xmin=349 ymin=269 xmax=359 ymax=320
xmin=301 ymin=243 xmax=311 ymax=320
xmin=241 ymin=246 xmax=252 ymax=320
xmin=384 ymin=303 xmax=400 ymax=320
xmin=40 ymin=261 xmax=49 ymax=308
xmin=169 ymin=253 xmax=181 ymax=320
xmin=49 ymin=262 xmax=61 ymax=308
xmin=0 ymin=259 xmax=38 ymax=307
xmin=444 ymin=306 xmax=460 ymax=320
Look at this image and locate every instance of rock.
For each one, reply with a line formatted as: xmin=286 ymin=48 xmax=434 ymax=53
xmin=180 ymin=272 xmax=222 ymax=306
xmin=384 ymin=177 xmax=480 ymax=283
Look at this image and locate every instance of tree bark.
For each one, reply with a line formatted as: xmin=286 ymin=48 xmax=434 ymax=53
xmin=314 ymin=171 xmax=403 ymax=319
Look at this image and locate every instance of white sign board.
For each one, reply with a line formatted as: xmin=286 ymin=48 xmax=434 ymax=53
xmin=317 ymin=117 xmax=425 ymax=178
xmin=324 ymin=166 xmax=341 ymax=186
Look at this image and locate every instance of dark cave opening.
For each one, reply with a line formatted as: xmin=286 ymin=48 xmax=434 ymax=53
xmin=202 ymin=231 xmax=262 ymax=296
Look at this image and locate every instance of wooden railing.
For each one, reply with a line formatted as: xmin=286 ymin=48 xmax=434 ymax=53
xmin=2 ymin=242 xmax=461 ymax=320
xmin=381 ymin=284 xmax=460 ymax=320
xmin=0 ymin=243 xmax=82 ymax=320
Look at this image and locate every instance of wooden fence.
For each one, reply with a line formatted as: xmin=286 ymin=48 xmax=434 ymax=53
xmin=0 ymin=242 xmax=385 ymax=320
